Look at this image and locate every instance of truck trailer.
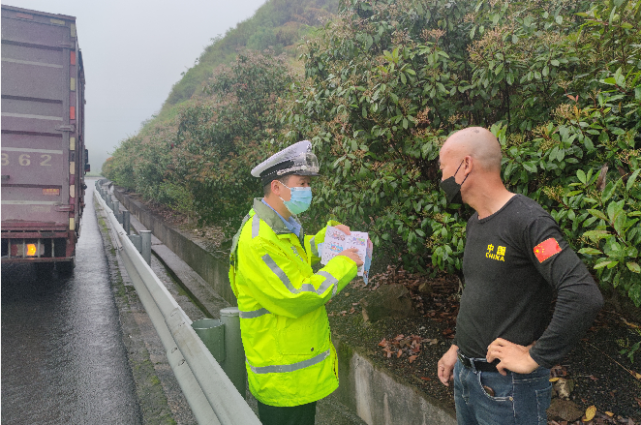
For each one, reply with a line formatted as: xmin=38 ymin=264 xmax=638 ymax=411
xmin=1 ymin=5 xmax=88 ymax=269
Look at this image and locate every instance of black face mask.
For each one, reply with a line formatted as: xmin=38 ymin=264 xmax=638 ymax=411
xmin=440 ymin=160 xmax=469 ymax=206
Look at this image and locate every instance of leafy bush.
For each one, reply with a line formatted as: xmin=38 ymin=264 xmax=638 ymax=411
xmin=106 ymin=52 xmax=294 ymax=230
xmin=280 ymin=0 xmax=640 ymax=304
xmin=106 ymin=0 xmax=641 ymax=306
xmin=103 ymin=125 xmax=183 ymax=207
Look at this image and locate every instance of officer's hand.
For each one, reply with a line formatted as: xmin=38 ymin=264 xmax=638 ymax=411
xmin=338 ymin=248 xmax=363 ymax=266
xmin=334 ymin=224 xmax=351 ymax=235
xmin=438 ymin=344 xmax=458 ymax=386
xmin=486 ymin=338 xmax=539 ymax=376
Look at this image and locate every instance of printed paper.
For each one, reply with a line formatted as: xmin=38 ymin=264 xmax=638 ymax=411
xmin=320 ymin=226 xmax=373 ymax=284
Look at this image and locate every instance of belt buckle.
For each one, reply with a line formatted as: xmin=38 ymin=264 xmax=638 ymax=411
xmin=458 ymin=352 xmax=496 ymax=372
xmin=457 ymin=352 xmax=472 ymax=368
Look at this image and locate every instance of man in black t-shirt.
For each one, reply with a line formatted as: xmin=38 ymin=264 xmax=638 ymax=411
xmin=436 ymin=127 xmax=603 ymax=425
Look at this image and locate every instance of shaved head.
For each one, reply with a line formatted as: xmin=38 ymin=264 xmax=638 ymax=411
xmin=441 ymin=127 xmax=502 ymax=173
xmin=438 ymin=127 xmax=514 ymax=216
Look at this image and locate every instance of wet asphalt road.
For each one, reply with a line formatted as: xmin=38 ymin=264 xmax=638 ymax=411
xmin=1 ymin=183 xmax=142 ymax=425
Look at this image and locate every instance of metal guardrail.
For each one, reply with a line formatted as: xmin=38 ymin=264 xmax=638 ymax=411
xmin=94 ymin=180 xmax=260 ymax=425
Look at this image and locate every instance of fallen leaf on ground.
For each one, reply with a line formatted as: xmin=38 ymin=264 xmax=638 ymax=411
xmin=605 ymin=411 xmax=614 ymax=417
xmin=584 ymin=405 xmax=596 ymax=422
xmin=442 ymin=328 xmax=455 ymax=338
xmin=378 ymin=338 xmax=387 ymax=347
xmin=408 ymin=355 xmax=417 ymax=363
xmin=420 ymin=377 xmax=431 ymax=381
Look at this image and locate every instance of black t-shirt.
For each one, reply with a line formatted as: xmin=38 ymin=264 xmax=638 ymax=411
xmin=454 ymin=194 xmax=603 ymax=369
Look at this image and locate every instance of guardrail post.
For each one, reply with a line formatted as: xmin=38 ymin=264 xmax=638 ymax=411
xmin=128 ymin=234 xmax=142 ymax=253
xmin=114 ymin=200 xmax=122 ymax=223
xmin=220 ymin=307 xmax=246 ymax=398
xmin=192 ymin=319 xmax=226 ymax=363
xmin=122 ymin=211 xmax=131 ymax=235
xmin=140 ymin=230 xmax=151 ymax=265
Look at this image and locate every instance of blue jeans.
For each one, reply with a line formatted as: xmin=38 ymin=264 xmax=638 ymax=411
xmin=453 ymin=358 xmax=552 ymax=425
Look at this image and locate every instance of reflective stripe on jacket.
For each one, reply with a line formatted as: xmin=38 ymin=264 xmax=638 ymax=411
xmin=229 ymin=198 xmax=357 ymax=406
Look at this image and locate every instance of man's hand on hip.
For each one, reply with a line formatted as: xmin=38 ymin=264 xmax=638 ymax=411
xmin=486 ymin=338 xmax=539 ymax=376
xmin=437 ymin=344 xmax=459 ymax=386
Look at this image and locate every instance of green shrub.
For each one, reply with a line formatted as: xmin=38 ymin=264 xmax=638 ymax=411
xmin=106 ymin=0 xmax=641 ymax=307
xmin=281 ymin=0 xmax=640 ymax=304
xmin=170 ymin=52 xmax=295 ymax=229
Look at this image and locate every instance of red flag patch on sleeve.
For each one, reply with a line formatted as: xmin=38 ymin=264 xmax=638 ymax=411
xmin=533 ymin=238 xmax=562 ymax=263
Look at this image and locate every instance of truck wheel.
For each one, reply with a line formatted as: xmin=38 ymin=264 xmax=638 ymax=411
xmin=57 ymin=260 xmax=75 ymax=275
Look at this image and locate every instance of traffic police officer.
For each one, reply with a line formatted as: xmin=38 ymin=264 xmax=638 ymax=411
xmin=229 ymin=141 xmax=363 ymax=425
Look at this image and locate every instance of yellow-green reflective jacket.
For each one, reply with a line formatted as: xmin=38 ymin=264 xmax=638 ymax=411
xmin=229 ymin=198 xmax=357 ymax=406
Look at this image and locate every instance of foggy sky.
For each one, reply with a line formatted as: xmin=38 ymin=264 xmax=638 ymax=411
xmin=3 ymin=0 xmax=267 ymax=172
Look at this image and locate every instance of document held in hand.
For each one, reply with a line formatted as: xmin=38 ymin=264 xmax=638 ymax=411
xmin=320 ymin=226 xmax=373 ymax=284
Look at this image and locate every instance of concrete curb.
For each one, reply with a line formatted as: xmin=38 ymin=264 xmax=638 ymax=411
xmin=113 ymin=187 xmax=457 ymax=425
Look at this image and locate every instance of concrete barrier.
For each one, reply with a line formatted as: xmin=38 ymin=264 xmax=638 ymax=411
xmin=113 ymin=187 xmax=457 ymax=425
xmin=334 ymin=338 xmax=456 ymax=425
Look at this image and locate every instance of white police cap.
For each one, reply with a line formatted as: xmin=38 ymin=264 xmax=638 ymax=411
xmin=251 ymin=140 xmax=320 ymax=186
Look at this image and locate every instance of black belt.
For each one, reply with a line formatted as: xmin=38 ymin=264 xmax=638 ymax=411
xmin=457 ymin=352 xmax=499 ymax=373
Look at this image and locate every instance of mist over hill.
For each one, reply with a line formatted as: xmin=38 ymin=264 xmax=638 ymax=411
xmin=140 ymin=0 xmax=337 ymax=132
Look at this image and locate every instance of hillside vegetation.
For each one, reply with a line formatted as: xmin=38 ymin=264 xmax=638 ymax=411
xmin=105 ymin=0 xmax=641 ymax=307
xmin=139 ymin=0 xmax=337 ymax=132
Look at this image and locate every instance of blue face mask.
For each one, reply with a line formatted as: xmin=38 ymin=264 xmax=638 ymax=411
xmin=279 ymin=182 xmax=313 ymax=215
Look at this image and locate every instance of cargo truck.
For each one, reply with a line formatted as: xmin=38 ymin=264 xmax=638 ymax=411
xmin=1 ymin=5 xmax=88 ymax=270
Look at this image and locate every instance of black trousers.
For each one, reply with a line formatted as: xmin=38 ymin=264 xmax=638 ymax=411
xmin=257 ymin=400 xmax=317 ymax=425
